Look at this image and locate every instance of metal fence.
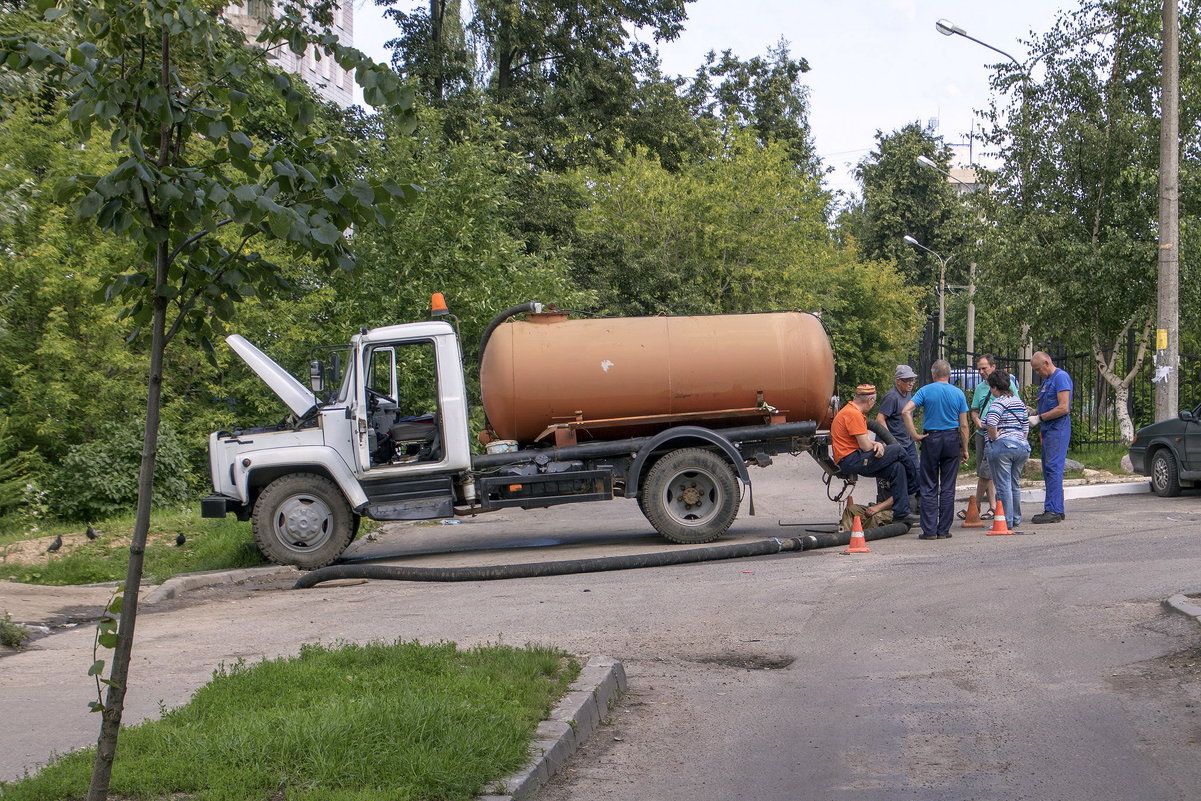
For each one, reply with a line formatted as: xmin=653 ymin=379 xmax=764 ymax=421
xmin=909 ymin=322 xmax=1199 ymax=448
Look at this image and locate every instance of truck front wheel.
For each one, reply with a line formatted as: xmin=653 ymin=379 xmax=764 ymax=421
xmin=641 ymin=448 xmax=740 ymax=544
xmin=252 ymin=474 xmax=355 ymax=569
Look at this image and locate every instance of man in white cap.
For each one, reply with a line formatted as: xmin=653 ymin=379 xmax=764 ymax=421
xmin=877 ymin=364 xmax=919 ymax=477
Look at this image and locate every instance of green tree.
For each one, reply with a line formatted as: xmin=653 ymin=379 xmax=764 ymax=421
xmin=851 ymin=122 xmax=972 ymax=295
xmin=0 ymin=2 xmax=413 ymax=797
xmin=980 ymin=0 xmax=1201 ymax=441
xmin=685 ymin=39 xmax=820 ymax=176
xmin=567 ymin=128 xmax=921 ymax=379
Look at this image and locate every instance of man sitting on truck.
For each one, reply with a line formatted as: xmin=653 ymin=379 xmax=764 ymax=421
xmin=831 ymin=383 xmax=916 ymax=524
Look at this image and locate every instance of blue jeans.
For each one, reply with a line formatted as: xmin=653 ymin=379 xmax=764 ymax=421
xmin=918 ymin=430 xmax=961 ymax=536
xmin=1041 ymin=425 xmax=1070 ymax=515
xmin=988 ymin=437 xmax=1031 ymax=528
xmin=838 ymin=443 xmax=915 ymax=517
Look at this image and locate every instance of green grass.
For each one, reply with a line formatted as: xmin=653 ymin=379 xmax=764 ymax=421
xmin=0 ymin=508 xmax=265 ymax=586
xmin=0 ymin=640 xmax=580 ymax=801
xmin=0 ymin=612 xmax=30 ymax=647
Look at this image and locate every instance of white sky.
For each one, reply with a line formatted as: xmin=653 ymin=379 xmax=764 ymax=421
xmin=350 ymin=0 xmax=1077 ymax=198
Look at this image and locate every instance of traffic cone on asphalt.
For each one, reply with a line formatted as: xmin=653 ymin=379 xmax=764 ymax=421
xmin=961 ymin=494 xmax=985 ymax=528
xmin=843 ymin=516 xmax=872 ymax=554
xmin=986 ymin=500 xmax=1012 ymax=535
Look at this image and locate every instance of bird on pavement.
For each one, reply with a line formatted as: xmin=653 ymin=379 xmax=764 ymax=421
xmin=46 ymin=535 xmax=63 ymax=553
xmin=175 ymin=533 xmax=186 ymax=547
xmin=86 ymin=525 xmax=98 ymax=540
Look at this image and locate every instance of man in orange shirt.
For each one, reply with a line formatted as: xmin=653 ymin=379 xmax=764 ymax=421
xmin=831 ymin=383 xmax=916 ymax=523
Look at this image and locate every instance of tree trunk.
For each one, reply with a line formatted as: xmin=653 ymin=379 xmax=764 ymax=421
xmin=1092 ymin=316 xmax=1152 ymax=446
xmin=86 ymin=239 xmax=168 ymax=801
xmin=87 ymin=26 xmax=172 ymax=801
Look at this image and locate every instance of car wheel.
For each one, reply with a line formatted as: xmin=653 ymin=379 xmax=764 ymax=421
xmin=1150 ymin=450 xmax=1182 ymax=497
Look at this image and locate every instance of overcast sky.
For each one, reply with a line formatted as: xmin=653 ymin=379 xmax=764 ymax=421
xmin=351 ymin=0 xmax=1077 ymax=198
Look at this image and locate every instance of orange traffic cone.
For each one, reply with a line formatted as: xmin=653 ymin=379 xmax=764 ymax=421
xmin=843 ymin=515 xmax=872 ymax=553
xmin=961 ymin=494 xmax=985 ymax=528
xmin=986 ymin=500 xmax=1012 ymax=535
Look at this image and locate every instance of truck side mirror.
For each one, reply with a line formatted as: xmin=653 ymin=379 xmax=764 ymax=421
xmin=309 ymin=360 xmax=324 ymax=393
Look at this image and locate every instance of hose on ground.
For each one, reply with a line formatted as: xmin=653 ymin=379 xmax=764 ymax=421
xmin=292 ymin=521 xmax=912 ymax=589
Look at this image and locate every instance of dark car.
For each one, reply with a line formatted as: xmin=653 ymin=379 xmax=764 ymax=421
xmin=1128 ymin=402 xmax=1201 ymax=496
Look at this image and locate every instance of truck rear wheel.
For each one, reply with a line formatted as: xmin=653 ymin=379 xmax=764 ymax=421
xmin=641 ymin=448 xmax=740 ymax=544
xmin=252 ymin=473 xmax=355 ymax=569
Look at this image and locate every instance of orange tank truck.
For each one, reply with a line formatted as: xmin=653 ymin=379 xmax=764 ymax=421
xmin=479 ymin=311 xmax=836 ymax=444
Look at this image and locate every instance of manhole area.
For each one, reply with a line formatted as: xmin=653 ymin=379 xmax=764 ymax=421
xmin=689 ymin=651 xmax=796 ymax=670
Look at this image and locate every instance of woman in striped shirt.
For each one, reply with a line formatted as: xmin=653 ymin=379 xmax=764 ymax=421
xmin=983 ymin=369 xmax=1031 ymax=531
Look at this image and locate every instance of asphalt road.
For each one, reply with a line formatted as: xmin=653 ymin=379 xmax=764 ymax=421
xmin=3 ymin=456 xmax=1200 ymax=800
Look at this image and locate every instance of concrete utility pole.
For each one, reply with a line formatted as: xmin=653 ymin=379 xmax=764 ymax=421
xmin=1155 ymin=0 xmax=1180 ymax=420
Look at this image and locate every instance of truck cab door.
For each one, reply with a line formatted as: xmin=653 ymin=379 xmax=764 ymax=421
xmin=351 ymin=329 xmax=471 ymax=476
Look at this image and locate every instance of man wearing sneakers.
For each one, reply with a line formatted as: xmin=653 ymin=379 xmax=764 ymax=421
xmin=1031 ymin=351 xmax=1073 ymax=523
xmin=831 ymin=383 xmax=917 ymax=523
xmin=902 ymin=360 xmax=970 ymax=539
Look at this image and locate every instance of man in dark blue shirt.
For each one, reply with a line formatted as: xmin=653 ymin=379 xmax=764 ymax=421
xmin=877 ymin=364 xmax=919 ymax=478
xmin=902 ymin=360 xmax=970 ymax=539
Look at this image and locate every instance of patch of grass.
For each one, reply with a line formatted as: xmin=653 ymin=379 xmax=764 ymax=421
xmin=0 ymin=613 xmax=30 ymax=648
xmin=0 ymin=508 xmax=264 ymax=586
xmin=1069 ymin=444 xmax=1131 ymax=474
xmin=0 ymin=640 xmax=580 ymax=801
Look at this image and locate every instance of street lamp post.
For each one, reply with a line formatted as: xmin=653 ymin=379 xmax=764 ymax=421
xmin=917 ymin=156 xmax=978 ymax=356
xmin=903 ymin=235 xmax=952 ymax=353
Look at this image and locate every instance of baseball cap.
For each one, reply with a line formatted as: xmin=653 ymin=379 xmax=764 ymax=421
xmin=895 ymin=364 xmax=918 ymax=380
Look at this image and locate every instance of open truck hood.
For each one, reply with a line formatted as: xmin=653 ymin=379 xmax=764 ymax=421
xmin=227 ymin=335 xmax=319 ymax=418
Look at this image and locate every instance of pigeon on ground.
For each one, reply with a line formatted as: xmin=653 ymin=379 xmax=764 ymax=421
xmin=46 ymin=535 xmax=63 ymax=553
xmin=175 ymin=533 xmax=186 ymax=547
xmin=86 ymin=525 xmax=98 ymax=540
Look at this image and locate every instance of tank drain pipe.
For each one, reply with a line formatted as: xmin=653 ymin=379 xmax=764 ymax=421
xmin=292 ymin=522 xmax=911 ymax=589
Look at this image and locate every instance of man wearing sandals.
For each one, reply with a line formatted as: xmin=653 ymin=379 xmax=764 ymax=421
xmin=964 ymin=354 xmax=1017 ymax=522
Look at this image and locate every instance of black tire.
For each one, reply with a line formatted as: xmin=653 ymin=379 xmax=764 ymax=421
xmin=640 ymin=448 xmax=740 ymax=544
xmin=1150 ymin=449 xmax=1182 ymax=497
xmin=252 ymin=473 xmax=355 ymax=568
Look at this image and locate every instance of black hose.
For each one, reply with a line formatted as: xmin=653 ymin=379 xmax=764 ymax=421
xmin=291 ymin=521 xmax=912 ymax=589
xmin=478 ymin=301 xmax=542 ymax=373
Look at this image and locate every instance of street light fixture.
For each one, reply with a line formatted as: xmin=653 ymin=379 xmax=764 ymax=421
xmin=903 ymin=235 xmax=952 ymax=349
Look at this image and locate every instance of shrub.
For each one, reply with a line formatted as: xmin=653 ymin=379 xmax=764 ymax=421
xmin=49 ymin=419 xmax=192 ymax=521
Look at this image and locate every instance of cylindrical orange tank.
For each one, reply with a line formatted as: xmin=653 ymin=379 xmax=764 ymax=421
xmin=480 ymin=311 xmax=835 ymax=443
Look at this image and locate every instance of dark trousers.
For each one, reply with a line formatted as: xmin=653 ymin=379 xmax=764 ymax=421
xmin=838 ymin=444 xmax=914 ymax=517
xmin=919 ymin=430 xmax=961 ymax=536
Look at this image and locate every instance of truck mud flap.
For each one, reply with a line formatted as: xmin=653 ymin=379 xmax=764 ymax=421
xmin=477 ymin=470 xmax=612 ymax=510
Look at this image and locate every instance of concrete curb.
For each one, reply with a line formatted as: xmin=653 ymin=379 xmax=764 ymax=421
xmin=1163 ymin=593 xmax=1201 ymax=625
xmin=142 ymin=565 xmax=298 ymax=605
xmin=480 ymin=655 xmax=627 ymax=801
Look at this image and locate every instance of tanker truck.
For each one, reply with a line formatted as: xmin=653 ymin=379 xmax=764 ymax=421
xmin=201 ymin=299 xmax=844 ymax=568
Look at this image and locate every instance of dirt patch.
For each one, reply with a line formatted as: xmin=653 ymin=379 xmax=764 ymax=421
xmin=689 ymin=651 xmax=796 ymax=670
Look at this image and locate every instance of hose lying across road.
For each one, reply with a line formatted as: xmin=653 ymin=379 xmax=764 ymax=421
xmin=292 ymin=521 xmax=911 ymax=589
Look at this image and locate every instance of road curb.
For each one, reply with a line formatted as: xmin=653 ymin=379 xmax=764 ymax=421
xmin=481 ymin=655 xmax=627 ymax=801
xmin=1163 ymin=593 xmax=1201 ymax=624
xmin=142 ymin=565 xmax=298 ymax=605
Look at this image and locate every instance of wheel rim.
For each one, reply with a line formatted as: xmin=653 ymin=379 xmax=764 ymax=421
xmin=272 ymin=494 xmax=335 ymax=553
xmin=660 ymin=466 xmax=724 ymax=526
xmin=1152 ymin=455 xmax=1168 ymax=490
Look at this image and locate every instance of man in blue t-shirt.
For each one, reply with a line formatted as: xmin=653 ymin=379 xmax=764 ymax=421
xmin=1031 ymin=351 xmax=1073 ymax=523
xmin=902 ymin=360 xmax=970 ymax=539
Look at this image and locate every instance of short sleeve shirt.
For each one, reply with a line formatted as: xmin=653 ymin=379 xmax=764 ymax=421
xmin=831 ymin=402 xmax=868 ymax=463
xmin=972 ymin=375 xmax=1018 ymax=432
xmin=1036 ymin=368 xmax=1073 ymax=431
xmin=983 ymin=394 xmax=1030 ymax=443
xmin=878 ymin=386 xmax=913 ymax=447
xmin=910 ymin=382 xmax=968 ymax=431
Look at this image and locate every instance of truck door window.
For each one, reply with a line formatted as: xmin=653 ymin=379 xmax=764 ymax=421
xmin=364 ymin=340 xmax=441 ymax=466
